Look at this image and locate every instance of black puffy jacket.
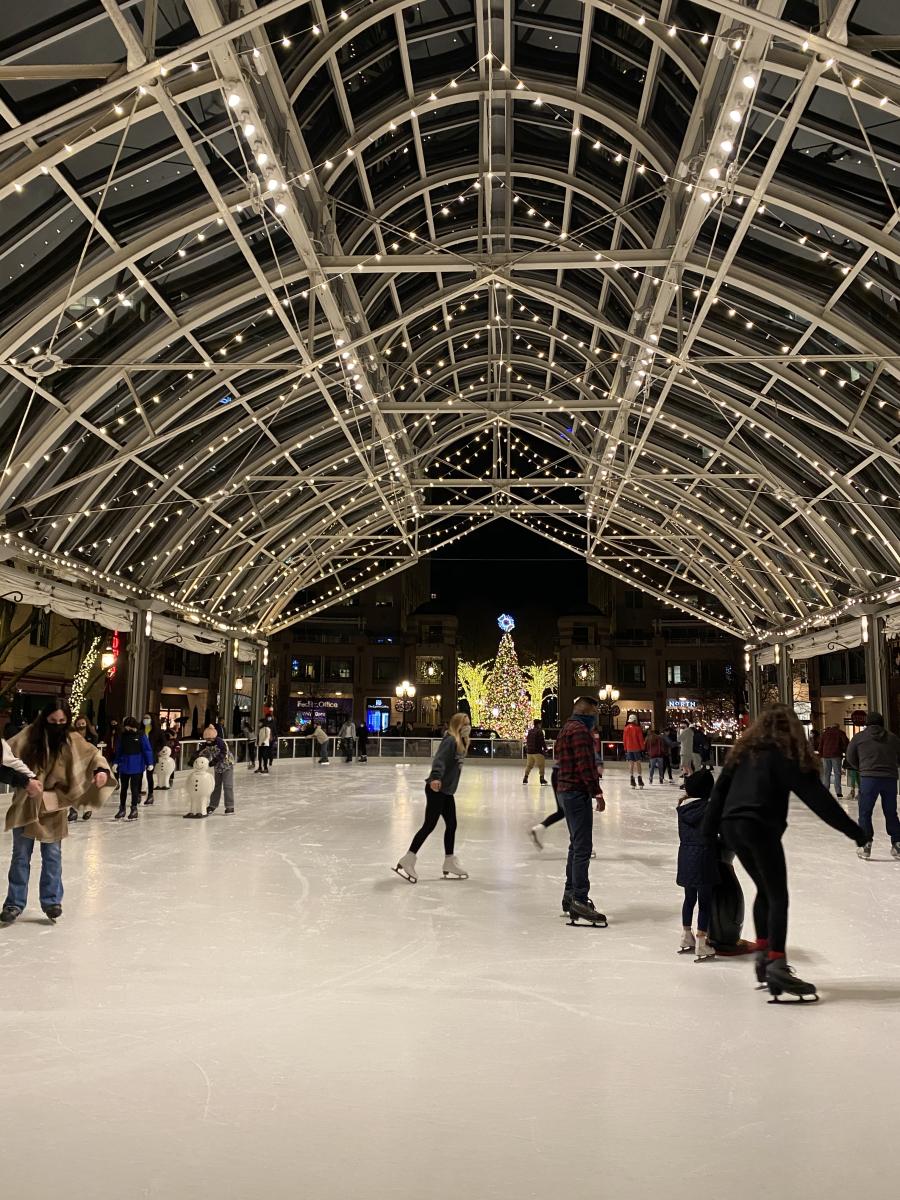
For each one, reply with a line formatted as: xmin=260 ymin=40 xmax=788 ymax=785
xmin=676 ymin=798 xmax=720 ymax=887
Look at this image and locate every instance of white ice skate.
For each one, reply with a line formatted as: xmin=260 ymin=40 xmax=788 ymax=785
xmin=678 ymin=929 xmax=696 ymax=955
xmin=393 ymin=851 xmax=417 ymax=883
xmin=442 ymin=855 xmax=468 ymax=880
xmin=529 ymin=824 xmax=545 ymax=850
xmin=694 ymin=933 xmax=716 ymax=962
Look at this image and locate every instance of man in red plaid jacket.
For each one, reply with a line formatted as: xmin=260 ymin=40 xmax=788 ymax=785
xmin=553 ymin=696 xmax=607 ymax=924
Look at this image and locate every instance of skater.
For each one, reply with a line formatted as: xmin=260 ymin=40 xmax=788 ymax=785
xmin=703 ymin=704 xmax=868 ymax=1001
xmin=394 ymin=713 xmax=470 ymax=883
xmin=553 ymin=697 xmax=606 ymax=925
xmin=69 ymin=716 xmax=99 ymax=822
xmin=1 ymin=699 xmax=112 ymax=925
xmin=623 ymin=714 xmax=645 ymax=788
xmin=184 ymin=755 xmax=213 ymax=819
xmin=338 ymin=716 xmax=356 ymax=763
xmin=819 ymin=722 xmax=848 ymax=797
xmin=678 ymin=723 xmax=695 ymax=776
xmin=357 ymin=723 xmax=368 ymax=763
xmin=241 ymin=717 xmax=257 ymax=769
xmin=191 ymin=726 xmax=235 ymax=814
xmin=256 ymin=717 xmax=272 ymax=773
xmin=675 ymin=768 xmax=718 ymax=961
xmin=142 ymin=714 xmax=163 ymax=804
xmin=694 ymin=723 xmax=712 ymax=768
xmin=646 ymin=728 xmax=669 ymax=785
xmin=112 ymin=717 xmax=154 ymax=820
xmin=846 ymin=712 xmax=900 ymax=860
xmin=530 ymin=764 xmax=566 ymax=848
xmin=310 ymin=721 xmax=330 ymax=765
xmin=523 ymin=719 xmax=548 ymax=784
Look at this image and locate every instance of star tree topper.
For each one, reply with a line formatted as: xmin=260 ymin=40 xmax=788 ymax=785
xmin=497 ymin=613 xmax=515 ymax=633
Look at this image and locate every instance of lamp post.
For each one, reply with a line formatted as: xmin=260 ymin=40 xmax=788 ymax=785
xmin=597 ymin=683 xmax=620 ymax=741
xmin=395 ymin=680 xmax=416 ymax=736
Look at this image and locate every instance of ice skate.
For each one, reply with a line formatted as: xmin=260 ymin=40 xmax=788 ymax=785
xmin=637 ymin=776 xmax=644 ymax=789
xmin=529 ymin=824 xmax=545 ymax=850
xmin=127 ymin=806 xmax=139 ymax=820
xmin=630 ymin=776 xmax=636 ymax=788
xmin=754 ymin=950 xmax=768 ymax=988
xmin=694 ymin=933 xmax=716 ymax=962
xmin=765 ymin=959 xmax=818 ymax=1003
xmin=522 ymin=775 xmax=528 ymax=784
xmin=67 ymin=807 xmax=77 ymax=823
xmin=442 ymin=855 xmax=468 ymax=879
xmin=0 ymin=905 xmax=21 ymax=925
xmin=82 ymin=810 xmax=92 ymax=821
xmin=891 ymin=842 xmax=900 ymax=860
xmin=43 ymin=904 xmax=62 ymax=923
xmin=393 ymin=851 xmax=417 ymax=883
xmin=114 ymin=806 xmax=126 ymax=820
xmin=540 ymin=778 xmax=548 ymax=786
xmin=560 ymin=892 xmax=573 ymax=917
xmin=567 ymin=898 xmax=608 ymax=927
xmin=857 ymin=841 xmax=872 ymax=860
xmin=678 ymin=929 xmax=696 ymax=955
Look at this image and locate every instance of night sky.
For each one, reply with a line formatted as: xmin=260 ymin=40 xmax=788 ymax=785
xmin=429 ymin=520 xmax=589 ymax=661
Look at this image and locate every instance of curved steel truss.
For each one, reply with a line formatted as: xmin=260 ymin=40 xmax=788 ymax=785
xmin=1 ymin=0 xmax=899 ymax=640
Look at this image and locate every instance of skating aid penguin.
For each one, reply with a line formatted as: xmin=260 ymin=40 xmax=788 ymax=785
xmin=185 ymin=756 xmax=214 ymax=819
xmin=154 ymin=745 xmax=175 ymax=790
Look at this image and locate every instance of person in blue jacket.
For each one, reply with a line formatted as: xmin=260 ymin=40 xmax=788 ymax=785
xmin=676 ymin=767 xmax=719 ymax=961
xmin=112 ymin=717 xmax=154 ymax=821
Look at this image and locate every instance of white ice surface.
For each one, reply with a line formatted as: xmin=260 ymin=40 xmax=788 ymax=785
xmin=1 ymin=759 xmax=899 ymax=1200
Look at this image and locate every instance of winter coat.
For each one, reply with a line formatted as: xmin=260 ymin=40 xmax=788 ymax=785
xmin=427 ymin=733 xmax=465 ymax=795
xmin=113 ymin=730 xmax=155 ymax=776
xmin=845 ymin=726 xmax=900 ymax=779
xmin=676 ymin=797 xmax=720 ymax=888
xmin=646 ymin=734 xmax=667 ymax=759
xmin=818 ymin=727 xmax=848 ymax=759
xmin=257 ymin=725 xmax=272 ymax=748
xmin=623 ymin=723 xmax=645 ymax=753
xmin=339 ymin=721 xmax=356 ymax=740
xmin=525 ymin=727 xmax=548 ymax=755
xmin=5 ymin=727 xmax=113 ymax=842
xmin=312 ymin=726 xmax=328 ymax=746
xmin=678 ymin=727 xmax=694 ymax=761
xmin=693 ymin=729 xmax=712 ymax=761
xmin=190 ymin=736 xmax=232 ymax=775
xmin=703 ymin=742 xmax=866 ymax=843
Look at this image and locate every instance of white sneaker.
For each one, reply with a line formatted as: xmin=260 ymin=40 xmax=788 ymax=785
xmin=442 ymin=855 xmax=468 ymax=879
xmin=529 ymin=824 xmax=545 ymax=850
xmin=393 ymin=851 xmax=417 ymax=883
xmin=694 ymin=933 xmax=716 ymax=961
xmin=678 ymin=929 xmax=696 ymax=955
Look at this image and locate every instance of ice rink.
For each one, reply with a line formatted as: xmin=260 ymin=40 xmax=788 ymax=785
xmin=2 ymin=758 xmax=899 ymax=1200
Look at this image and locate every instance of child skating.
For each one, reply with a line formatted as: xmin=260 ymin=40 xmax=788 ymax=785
xmin=394 ymin=713 xmax=470 ymax=883
xmin=675 ymin=768 xmax=718 ymax=962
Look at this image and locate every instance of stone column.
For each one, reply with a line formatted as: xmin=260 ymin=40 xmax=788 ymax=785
xmin=863 ymin=614 xmax=889 ymax=718
xmin=125 ymin=606 xmax=151 ymax=719
xmin=776 ymin=644 xmax=793 ymax=709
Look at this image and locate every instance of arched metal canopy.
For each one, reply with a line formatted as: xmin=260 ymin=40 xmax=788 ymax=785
xmin=1 ymin=0 xmax=898 ymax=642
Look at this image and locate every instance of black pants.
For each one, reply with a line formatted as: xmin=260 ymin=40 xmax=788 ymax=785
xmin=541 ymin=791 xmax=566 ymax=828
xmin=682 ymin=884 xmax=713 ymax=930
xmin=257 ymin=746 xmax=270 ymax=772
xmin=145 ymin=766 xmax=154 ymax=798
xmin=409 ymin=789 xmax=457 ymax=855
xmin=119 ymin=773 xmax=142 ymax=807
xmin=723 ymin=819 xmax=788 ymax=954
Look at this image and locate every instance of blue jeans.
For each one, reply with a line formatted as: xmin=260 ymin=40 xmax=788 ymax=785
xmin=649 ymin=756 xmax=664 ymax=782
xmin=558 ymin=790 xmax=593 ymax=903
xmin=5 ymin=828 xmax=63 ymax=911
xmin=857 ymin=777 xmax=900 ymax=844
xmin=821 ymin=757 xmax=843 ymax=796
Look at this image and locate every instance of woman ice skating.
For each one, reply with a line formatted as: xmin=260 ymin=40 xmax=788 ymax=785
xmin=703 ymin=704 xmax=868 ymax=1002
xmin=112 ymin=717 xmax=155 ymax=820
xmin=69 ymin=716 xmax=99 ymax=821
xmin=310 ymin=721 xmax=330 ymax=765
xmin=678 ymin=724 xmax=695 ymax=776
xmin=1 ymin=699 xmax=112 ymax=925
xmin=256 ymin=718 xmax=272 ymax=774
xmin=394 ymin=713 xmax=470 ymax=883
xmin=676 ymin=768 xmax=718 ymax=961
xmin=191 ymin=726 xmax=235 ymax=814
xmin=623 ymin=714 xmax=645 ymax=788
xmin=338 ymin=717 xmax=356 ymax=764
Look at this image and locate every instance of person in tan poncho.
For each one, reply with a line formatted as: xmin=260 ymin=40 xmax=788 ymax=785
xmin=2 ymin=698 xmax=113 ymax=925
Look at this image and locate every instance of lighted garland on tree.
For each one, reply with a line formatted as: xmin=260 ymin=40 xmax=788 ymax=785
xmin=69 ymin=635 xmax=101 ymax=716
xmin=457 ymin=658 xmax=491 ymax=726
xmin=522 ymin=660 xmax=558 ymax=722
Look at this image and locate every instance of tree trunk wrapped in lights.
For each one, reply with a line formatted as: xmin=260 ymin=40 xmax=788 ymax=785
xmin=523 ymin=661 xmax=558 ymax=722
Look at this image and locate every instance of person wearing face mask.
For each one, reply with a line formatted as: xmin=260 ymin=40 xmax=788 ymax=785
xmin=552 ymin=697 xmax=607 ymax=925
xmin=69 ymin=715 xmax=100 ymax=823
xmin=394 ymin=713 xmax=471 ymax=882
xmin=1 ymin=698 xmax=112 ymax=925
xmin=190 ymin=725 xmax=236 ymax=814
xmin=112 ymin=717 xmax=155 ymax=820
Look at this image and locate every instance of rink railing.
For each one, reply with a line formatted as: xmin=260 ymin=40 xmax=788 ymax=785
xmin=171 ymin=737 xmax=733 ymax=769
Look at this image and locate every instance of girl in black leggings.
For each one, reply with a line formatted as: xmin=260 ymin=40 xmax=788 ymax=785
xmin=394 ymin=713 xmax=470 ymax=883
xmin=704 ymin=704 xmax=867 ymax=1000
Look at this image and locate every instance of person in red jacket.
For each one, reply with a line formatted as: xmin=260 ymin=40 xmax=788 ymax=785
xmin=623 ymin=714 xmax=645 ymax=788
xmin=818 ymin=723 xmax=848 ymax=798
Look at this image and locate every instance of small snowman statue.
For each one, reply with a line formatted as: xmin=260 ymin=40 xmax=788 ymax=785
xmin=154 ymin=745 xmax=175 ymax=790
xmin=185 ymin=755 xmax=214 ymax=819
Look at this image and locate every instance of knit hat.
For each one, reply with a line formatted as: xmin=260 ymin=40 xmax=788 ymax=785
xmin=683 ymin=769 xmax=714 ymax=801
xmin=866 ymin=712 xmax=884 ymax=727
xmin=202 ymin=724 xmax=218 ymax=739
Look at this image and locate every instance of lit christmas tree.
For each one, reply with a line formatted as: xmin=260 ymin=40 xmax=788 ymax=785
xmin=486 ymin=615 xmax=531 ymax=739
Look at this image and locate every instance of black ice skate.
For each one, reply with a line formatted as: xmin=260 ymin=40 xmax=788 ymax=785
xmin=43 ymin=904 xmax=62 ymax=923
xmin=765 ymin=959 xmax=819 ymax=1003
xmin=567 ymin=898 xmax=608 ymax=927
xmin=754 ymin=950 xmax=768 ymax=988
xmin=0 ymin=905 xmax=21 ymax=925
xmin=114 ymin=806 xmax=126 ymax=820
xmin=127 ymin=806 xmax=139 ymax=820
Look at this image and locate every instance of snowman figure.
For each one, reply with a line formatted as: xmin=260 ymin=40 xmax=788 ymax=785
xmin=154 ymin=745 xmax=175 ymax=790
xmin=185 ymin=756 xmax=214 ymax=819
